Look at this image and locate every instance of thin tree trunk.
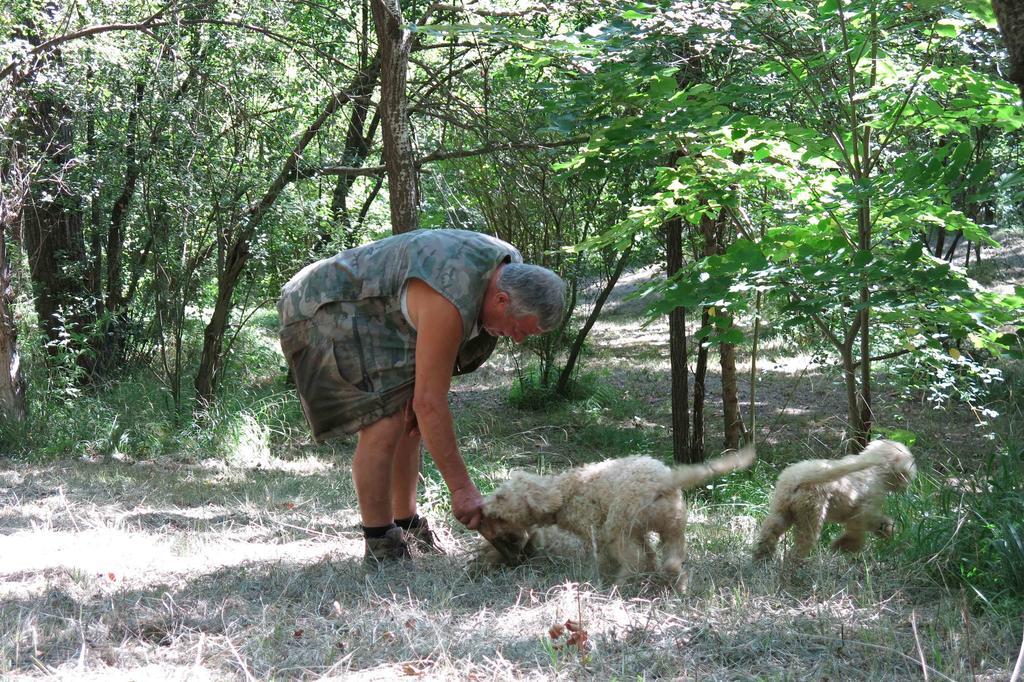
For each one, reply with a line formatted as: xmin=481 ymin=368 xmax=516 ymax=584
xmin=371 ymin=0 xmax=419 ymax=233
xmin=993 ymin=0 xmax=1024 ymax=102
xmin=86 ymin=74 xmax=103 ymax=320
xmin=692 ymin=308 xmax=709 ymax=462
xmin=329 ymin=54 xmax=381 ymax=249
xmin=105 ymin=80 xmax=144 ymax=316
xmin=944 ymin=231 xmax=963 ymax=261
xmin=855 ymin=194 xmax=873 ymax=449
xmin=720 ymin=320 xmax=742 ymax=450
xmin=933 ymin=226 xmax=946 ymax=259
xmin=747 ymin=290 xmax=762 ymax=447
xmin=665 ymin=212 xmax=693 ymax=464
xmin=841 ymin=343 xmax=860 ymax=448
xmin=556 ymin=244 xmax=632 ymax=396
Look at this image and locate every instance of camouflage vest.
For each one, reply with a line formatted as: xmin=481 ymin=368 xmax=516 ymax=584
xmin=278 ymin=228 xmax=522 ymax=371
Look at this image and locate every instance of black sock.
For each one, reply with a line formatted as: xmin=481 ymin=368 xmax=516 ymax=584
xmin=395 ymin=514 xmax=421 ymax=530
xmin=362 ymin=522 xmax=397 ymax=539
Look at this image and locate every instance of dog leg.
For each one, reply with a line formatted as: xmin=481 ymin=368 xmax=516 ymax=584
xmin=651 ymin=497 xmax=688 ymax=585
xmin=752 ymin=511 xmax=791 ymax=561
xmin=607 ymin=527 xmax=649 ymax=583
xmin=831 ymin=527 xmax=868 ymax=553
xmin=790 ymin=506 xmax=827 ymax=559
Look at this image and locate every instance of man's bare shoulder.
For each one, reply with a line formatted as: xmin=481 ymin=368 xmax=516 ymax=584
xmin=405 ymin=279 xmax=461 ymax=334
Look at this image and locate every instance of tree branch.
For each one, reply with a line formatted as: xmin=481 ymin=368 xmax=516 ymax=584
xmin=306 ymin=135 xmax=588 ymax=178
xmin=852 ymin=346 xmax=913 ymax=369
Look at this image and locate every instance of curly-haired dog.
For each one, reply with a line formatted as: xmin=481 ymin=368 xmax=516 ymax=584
xmin=752 ymin=439 xmax=916 ymax=562
xmin=479 ymin=446 xmax=755 ymax=588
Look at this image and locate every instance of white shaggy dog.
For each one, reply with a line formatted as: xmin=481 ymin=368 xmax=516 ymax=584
xmin=479 ymin=446 xmax=755 ymax=588
xmin=752 ymin=439 xmax=916 ymax=562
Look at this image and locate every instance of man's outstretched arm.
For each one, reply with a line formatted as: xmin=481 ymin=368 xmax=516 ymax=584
xmin=406 ymin=279 xmax=483 ymax=529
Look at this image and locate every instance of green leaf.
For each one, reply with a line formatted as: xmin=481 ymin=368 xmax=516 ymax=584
xmin=874 ymin=428 xmax=917 ymax=446
xmin=714 ymin=327 xmax=746 ymax=345
xmin=818 ymin=0 xmax=838 ymax=16
xmin=934 ymin=19 xmax=961 ymax=38
xmin=903 ymin=242 xmax=924 ymax=263
xmin=622 ymin=8 xmax=654 ymax=20
xmin=649 ymin=71 xmax=677 ymax=99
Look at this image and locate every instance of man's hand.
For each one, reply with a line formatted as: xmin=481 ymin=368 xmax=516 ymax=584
xmin=450 ymin=484 xmax=484 ymax=529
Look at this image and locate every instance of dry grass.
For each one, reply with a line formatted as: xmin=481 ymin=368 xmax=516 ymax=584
xmin=1 ymin=455 xmax=1020 ymax=680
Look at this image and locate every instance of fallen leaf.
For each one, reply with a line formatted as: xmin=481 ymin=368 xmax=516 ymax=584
xmin=293 ymin=629 xmax=303 ymax=639
xmin=567 ymin=629 xmax=591 ymax=652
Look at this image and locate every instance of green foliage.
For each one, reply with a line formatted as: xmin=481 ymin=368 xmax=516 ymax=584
xmin=507 ymin=362 xmax=616 ymax=411
xmin=1 ymin=305 xmax=302 ymax=464
xmin=890 ymin=445 xmax=1024 ymax=609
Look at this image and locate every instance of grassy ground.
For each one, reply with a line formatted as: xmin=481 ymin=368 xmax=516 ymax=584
xmin=1 ymin=258 xmax=1023 ymax=679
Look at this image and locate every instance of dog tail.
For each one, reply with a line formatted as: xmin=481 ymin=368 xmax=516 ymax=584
xmin=670 ymin=444 xmax=756 ymax=490
xmin=786 ymin=444 xmax=893 ymax=487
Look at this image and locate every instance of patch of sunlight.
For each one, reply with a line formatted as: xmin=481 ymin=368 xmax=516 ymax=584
xmin=0 ymin=526 xmax=354 ymax=599
xmin=738 ymin=352 xmax=820 ymax=376
xmin=197 ymin=452 xmax=336 ymax=476
xmin=38 ymin=663 xmax=221 ymax=681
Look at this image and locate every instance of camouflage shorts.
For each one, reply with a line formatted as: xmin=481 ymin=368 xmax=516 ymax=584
xmin=279 ymin=299 xmax=417 ymax=442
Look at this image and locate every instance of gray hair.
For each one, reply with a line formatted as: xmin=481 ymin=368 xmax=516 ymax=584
xmin=497 ymin=263 xmax=566 ymax=331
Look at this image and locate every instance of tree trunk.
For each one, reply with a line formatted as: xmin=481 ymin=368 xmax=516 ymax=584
xmin=993 ymin=0 xmax=1024 ymax=102
xmin=329 ymin=54 xmax=381 ymax=249
xmin=0 ymin=228 xmax=27 ymax=422
xmin=371 ymin=0 xmax=419 ymax=233
xmin=933 ymin=226 xmax=946 ymax=259
xmin=665 ymin=213 xmax=693 ymax=464
xmin=855 ymin=196 xmax=873 ymax=449
xmin=105 ymin=80 xmax=144 ymax=317
xmin=747 ymin=291 xmax=762 ymax=447
xmin=720 ymin=321 xmax=742 ymax=450
xmin=22 ymin=92 xmax=92 ymax=358
xmin=692 ymin=308 xmax=709 ymax=462
xmin=943 ymin=231 xmax=963 ymax=261
xmin=85 ymin=75 xmax=103 ymax=320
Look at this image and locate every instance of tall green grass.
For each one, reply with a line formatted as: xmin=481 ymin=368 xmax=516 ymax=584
xmin=0 ymin=308 xmax=309 ymax=463
xmin=888 ymin=443 xmax=1024 ymax=610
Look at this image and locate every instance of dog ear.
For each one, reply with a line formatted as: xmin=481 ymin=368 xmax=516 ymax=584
xmin=517 ymin=472 xmax=563 ymax=517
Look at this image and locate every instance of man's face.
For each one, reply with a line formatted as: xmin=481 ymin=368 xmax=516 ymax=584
xmin=481 ymin=294 xmax=542 ymax=343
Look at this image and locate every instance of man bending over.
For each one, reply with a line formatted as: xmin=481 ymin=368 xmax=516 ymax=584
xmin=278 ymin=228 xmax=565 ymax=563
